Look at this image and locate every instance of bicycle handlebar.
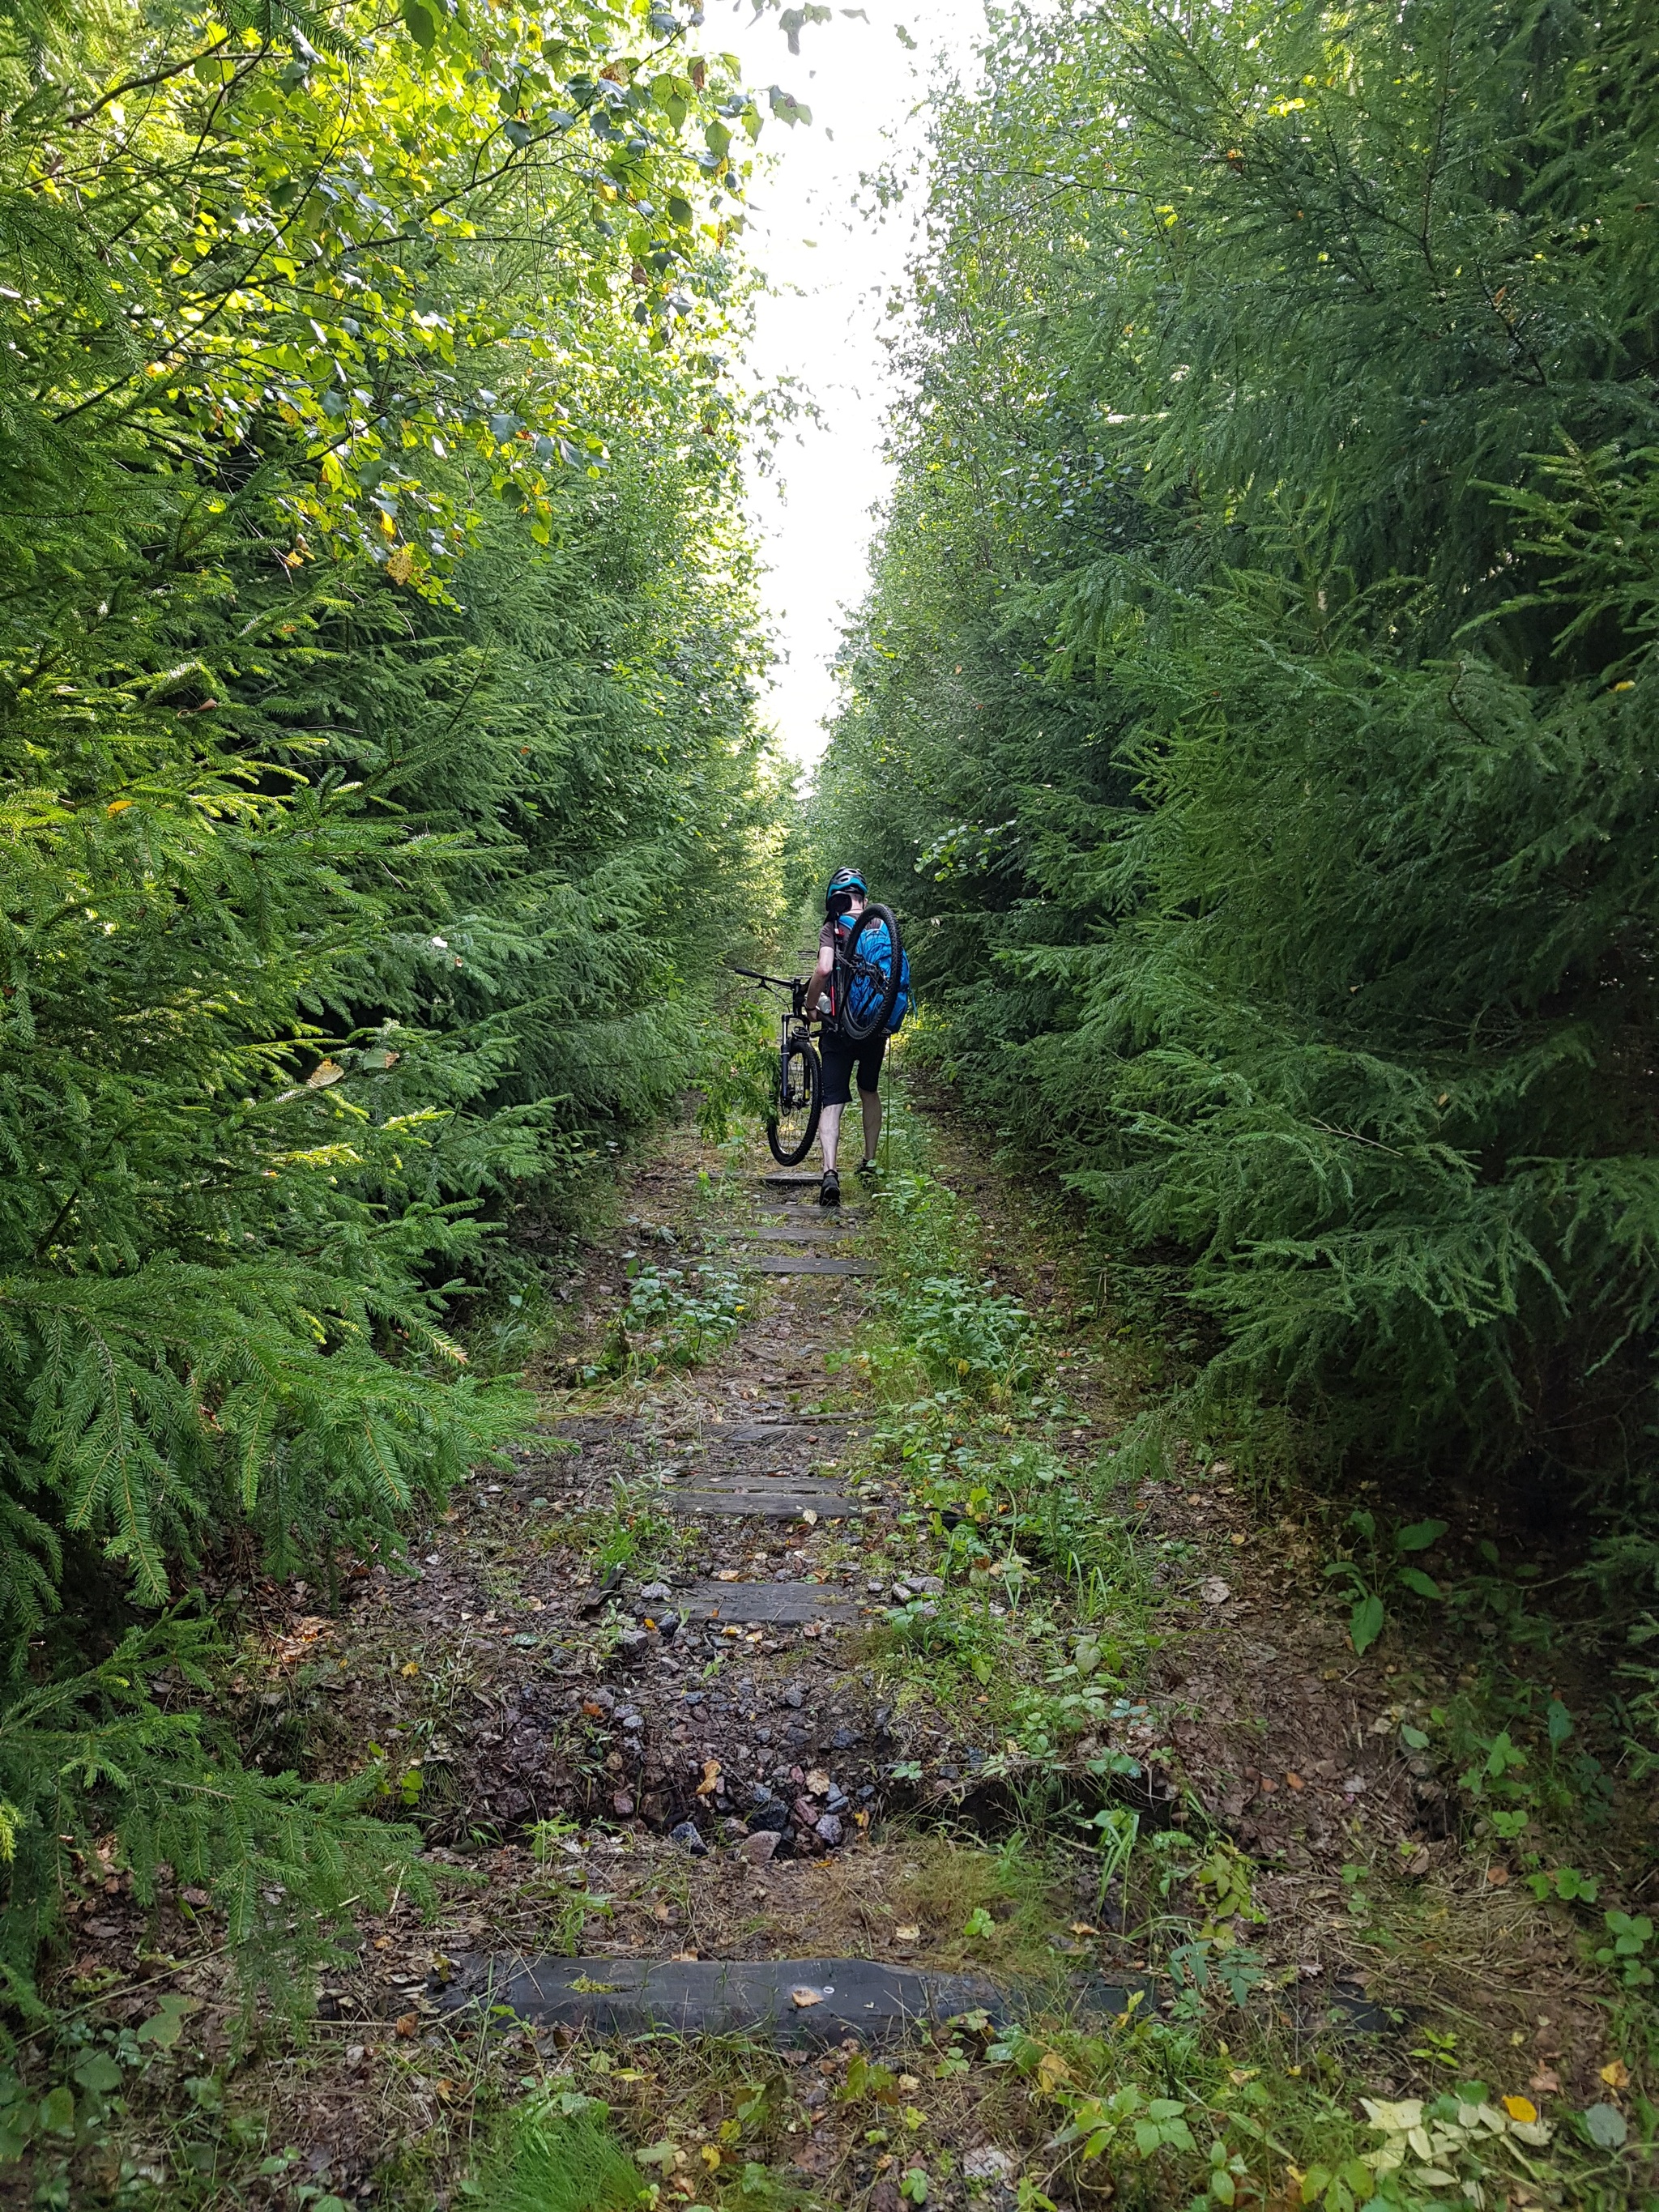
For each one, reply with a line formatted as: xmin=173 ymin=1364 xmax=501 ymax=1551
xmin=724 ymin=963 xmax=798 ymax=990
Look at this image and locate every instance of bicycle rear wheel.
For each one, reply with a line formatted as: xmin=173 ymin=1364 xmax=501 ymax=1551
xmin=836 ymin=904 xmax=903 ymax=1043
xmin=766 ymin=1038 xmax=822 ymax=1166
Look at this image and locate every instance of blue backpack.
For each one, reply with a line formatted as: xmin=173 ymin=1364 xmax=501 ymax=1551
xmin=837 ymin=911 xmax=911 ymax=1034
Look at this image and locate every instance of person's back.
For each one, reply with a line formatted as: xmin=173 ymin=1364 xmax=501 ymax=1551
xmin=807 ymin=866 xmax=898 ymax=1207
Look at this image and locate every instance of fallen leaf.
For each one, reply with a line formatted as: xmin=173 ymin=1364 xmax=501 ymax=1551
xmin=1285 ymin=1771 xmax=1304 ymax=1790
xmin=894 ymin=1924 xmax=919 ymax=1941
xmin=1035 ymin=2051 xmax=1071 ymax=2095
xmin=802 ymin=1509 xmax=818 ymax=1525
xmin=1582 ymin=2103 xmax=1627 ymax=2150
xmin=790 ymin=1986 xmax=824 ymax=2008
xmin=1529 ymin=2069 xmax=1560 ymax=2095
xmin=1069 ymin=1922 xmax=1099 ymax=1937
xmin=1502 ymin=2095 xmax=1537 ymax=2125
xmin=1406 ymin=1847 xmax=1432 ymax=1876
xmin=1230 ymin=1532 xmax=1247 ymax=1546
xmin=1600 ymin=2060 xmax=1630 ymax=2091
xmin=806 ymin=1768 xmax=831 ymax=1795
xmin=134 ymin=1994 xmax=201 ymax=2050
xmin=696 ymin=1759 xmax=722 ymax=1797
xmin=898 ymin=2074 xmax=921 ymax=2092
xmin=1486 ymin=1865 xmax=1511 ymax=1886
xmin=671 ymin=1950 xmax=699 ymax=1962
xmin=305 ymin=1059 xmax=346 ymax=1089
xmin=715 ymin=1570 xmax=741 ymax=1583
xmin=1201 ymin=1577 xmax=1232 ymax=1606
xmin=394 ymin=2013 xmax=419 ymax=2038
xmin=400 ymin=1661 xmax=420 ymax=1678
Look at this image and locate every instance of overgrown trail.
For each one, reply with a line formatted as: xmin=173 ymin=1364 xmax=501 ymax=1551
xmin=43 ymin=1085 xmax=1626 ymax=2208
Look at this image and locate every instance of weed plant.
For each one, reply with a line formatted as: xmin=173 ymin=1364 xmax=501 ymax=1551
xmin=583 ymin=1266 xmax=749 ymax=1383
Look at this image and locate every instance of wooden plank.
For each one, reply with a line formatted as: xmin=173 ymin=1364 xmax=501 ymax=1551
xmin=753 ymin=1203 xmax=865 ymax=1217
xmin=437 ymin=1955 xmax=1155 ymax=2044
xmin=705 ymin=1419 xmax=863 ymax=1442
xmin=728 ymin=1222 xmax=861 ymax=1242
xmin=748 ymin=1256 xmax=873 ymax=1276
xmin=670 ymin=1578 xmax=853 ymax=1622
xmin=667 ymin=1492 xmax=855 ymax=1519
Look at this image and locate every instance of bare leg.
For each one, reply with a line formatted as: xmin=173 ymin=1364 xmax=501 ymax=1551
xmin=819 ymin=1102 xmax=843 ymax=1174
xmin=859 ymin=1085 xmax=881 ymax=1167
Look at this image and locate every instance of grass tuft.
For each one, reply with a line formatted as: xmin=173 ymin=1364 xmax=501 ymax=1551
xmin=476 ymin=2101 xmax=642 ymax=2212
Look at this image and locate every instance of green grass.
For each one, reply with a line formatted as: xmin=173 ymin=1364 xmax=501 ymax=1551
xmin=473 ymin=2102 xmax=642 ymax=2212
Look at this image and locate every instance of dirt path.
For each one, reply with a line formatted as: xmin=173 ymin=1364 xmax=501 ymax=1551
xmin=32 ymin=1082 xmax=1634 ymax=2210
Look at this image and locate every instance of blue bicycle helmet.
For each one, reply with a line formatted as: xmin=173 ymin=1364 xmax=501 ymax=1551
xmin=825 ymin=865 xmax=868 ymax=918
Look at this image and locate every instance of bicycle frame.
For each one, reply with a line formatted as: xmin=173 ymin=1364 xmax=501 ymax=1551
xmin=726 ymin=965 xmax=816 ymax=1110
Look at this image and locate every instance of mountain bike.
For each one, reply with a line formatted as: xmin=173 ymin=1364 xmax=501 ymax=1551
xmin=727 ymin=967 xmax=822 ymax=1166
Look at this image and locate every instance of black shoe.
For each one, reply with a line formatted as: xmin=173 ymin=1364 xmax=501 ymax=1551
xmin=819 ymin=1170 xmax=840 ymax=1208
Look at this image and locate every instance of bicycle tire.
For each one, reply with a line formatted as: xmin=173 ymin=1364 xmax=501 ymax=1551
xmin=836 ymin=903 xmax=903 ymax=1044
xmin=766 ymin=1038 xmax=822 ymax=1166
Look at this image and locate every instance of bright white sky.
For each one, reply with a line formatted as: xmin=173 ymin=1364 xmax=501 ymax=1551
xmin=717 ymin=0 xmax=987 ymax=766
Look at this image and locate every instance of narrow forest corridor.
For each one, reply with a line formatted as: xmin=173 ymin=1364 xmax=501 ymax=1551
xmin=5 ymin=0 xmax=1657 ymax=2203
xmin=34 ymin=1077 xmax=1618 ymax=2208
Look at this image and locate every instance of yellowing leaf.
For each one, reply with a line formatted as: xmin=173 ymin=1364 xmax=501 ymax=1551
xmin=1501 ymin=2095 xmax=1537 ymax=2124
xmin=1363 ymin=2099 xmax=1423 ymax=2133
xmin=696 ymin=1758 xmax=722 ymax=1796
xmin=305 ymin=1059 xmax=346 ymax=1088
xmin=105 ymin=799 xmax=134 ymax=816
xmin=790 ymin=1985 xmax=824 ymax=2007
xmin=1600 ymin=2061 xmax=1630 ymax=2089
xmin=386 ymin=543 xmax=415 ymax=583
xmin=1036 ymin=2051 xmax=1071 ymax=2094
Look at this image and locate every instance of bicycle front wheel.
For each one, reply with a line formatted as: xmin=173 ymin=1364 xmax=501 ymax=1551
xmin=766 ymin=1038 xmax=822 ymax=1166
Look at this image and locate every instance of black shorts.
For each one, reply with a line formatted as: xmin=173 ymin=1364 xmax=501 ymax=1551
xmin=819 ymin=1025 xmax=886 ymax=1106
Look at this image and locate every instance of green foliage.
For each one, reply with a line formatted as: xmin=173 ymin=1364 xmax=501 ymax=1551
xmin=471 ymin=2093 xmax=641 ymax=2212
xmin=893 ymin=1276 xmax=1036 ymax=1400
xmin=1594 ymin=1909 xmax=1655 ymax=1990
xmin=1322 ymin=1511 xmax=1448 ymax=1654
xmin=0 ymin=0 xmax=792 ymax=2006
xmin=585 ymin=1261 xmax=748 ymax=1379
xmin=817 ymin=0 xmax=1659 ymax=1510
xmin=0 ymin=1618 xmax=430 ymax=2033
xmin=694 ymin=996 xmax=779 ymax=1145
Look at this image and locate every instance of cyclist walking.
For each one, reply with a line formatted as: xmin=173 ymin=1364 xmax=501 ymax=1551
xmin=809 ymin=867 xmax=889 ymax=1208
